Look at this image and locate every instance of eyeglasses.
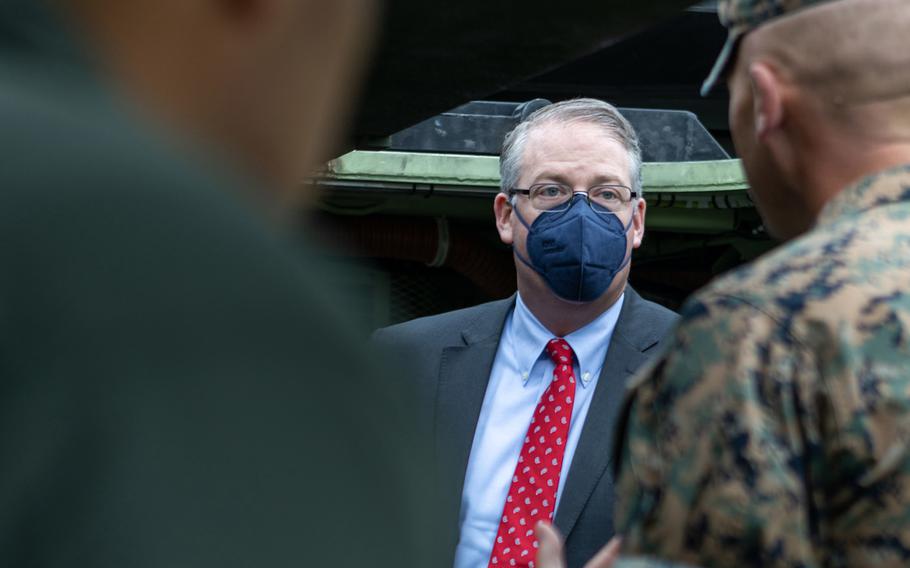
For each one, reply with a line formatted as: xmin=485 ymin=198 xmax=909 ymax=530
xmin=509 ymin=183 xmax=638 ymax=214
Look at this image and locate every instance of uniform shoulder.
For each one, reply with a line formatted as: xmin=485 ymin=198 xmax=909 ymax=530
xmin=673 ymin=220 xmax=874 ymax=350
xmin=694 ymin=224 xmax=848 ymax=309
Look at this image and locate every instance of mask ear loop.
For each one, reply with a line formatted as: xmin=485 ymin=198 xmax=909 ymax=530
xmin=582 ymin=206 xmax=636 ymax=277
xmin=611 ymin=210 xmax=637 ymax=274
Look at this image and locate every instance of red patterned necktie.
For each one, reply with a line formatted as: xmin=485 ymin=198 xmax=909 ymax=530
xmin=488 ymin=338 xmax=577 ymax=568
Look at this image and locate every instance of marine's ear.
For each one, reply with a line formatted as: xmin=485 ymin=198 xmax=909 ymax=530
xmin=749 ymin=61 xmax=785 ymax=142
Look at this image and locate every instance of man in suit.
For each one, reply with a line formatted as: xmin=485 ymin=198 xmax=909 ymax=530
xmin=375 ymin=98 xmax=677 ymax=568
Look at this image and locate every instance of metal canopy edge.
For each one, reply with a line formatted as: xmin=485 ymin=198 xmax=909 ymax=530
xmin=323 ymin=151 xmax=748 ymax=195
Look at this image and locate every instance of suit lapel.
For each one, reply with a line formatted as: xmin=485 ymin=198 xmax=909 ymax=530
xmin=434 ymin=297 xmax=515 ymax=537
xmin=554 ymin=289 xmax=653 ymax=538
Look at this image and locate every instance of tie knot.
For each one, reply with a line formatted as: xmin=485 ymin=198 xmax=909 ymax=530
xmin=545 ymin=338 xmax=574 ymax=364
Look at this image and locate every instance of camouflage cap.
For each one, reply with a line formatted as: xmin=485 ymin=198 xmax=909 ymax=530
xmin=701 ymin=0 xmax=839 ymax=96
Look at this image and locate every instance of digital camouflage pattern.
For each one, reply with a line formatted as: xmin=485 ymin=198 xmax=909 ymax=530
xmin=613 ymin=165 xmax=910 ymax=567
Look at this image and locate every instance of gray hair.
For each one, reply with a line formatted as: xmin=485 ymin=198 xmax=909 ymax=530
xmin=499 ymin=98 xmax=643 ymax=197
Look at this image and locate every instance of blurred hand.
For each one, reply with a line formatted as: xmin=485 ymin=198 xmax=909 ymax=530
xmin=534 ymin=522 xmax=622 ymax=568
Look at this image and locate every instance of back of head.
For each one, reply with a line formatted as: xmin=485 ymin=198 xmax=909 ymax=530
xmin=703 ymin=0 xmax=837 ymax=95
xmin=715 ymin=0 xmax=910 ymax=138
xmin=703 ymin=0 xmax=910 ymax=239
xmin=759 ymin=1 xmax=907 ymax=94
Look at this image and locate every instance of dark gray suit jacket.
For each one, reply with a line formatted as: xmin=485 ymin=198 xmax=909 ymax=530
xmin=374 ymin=287 xmax=677 ymax=568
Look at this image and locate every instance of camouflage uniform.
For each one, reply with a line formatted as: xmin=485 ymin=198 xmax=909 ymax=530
xmin=614 ymin=166 xmax=910 ymax=567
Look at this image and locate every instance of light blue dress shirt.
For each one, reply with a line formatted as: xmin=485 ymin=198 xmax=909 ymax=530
xmin=453 ymin=292 xmax=625 ymax=568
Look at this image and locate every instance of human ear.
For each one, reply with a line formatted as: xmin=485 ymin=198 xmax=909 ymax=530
xmin=494 ymin=193 xmax=514 ymax=245
xmin=748 ymin=61 xmax=784 ymax=141
xmin=631 ymin=198 xmax=646 ymax=249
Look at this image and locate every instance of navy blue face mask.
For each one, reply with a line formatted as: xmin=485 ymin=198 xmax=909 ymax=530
xmin=513 ymin=194 xmax=634 ymax=303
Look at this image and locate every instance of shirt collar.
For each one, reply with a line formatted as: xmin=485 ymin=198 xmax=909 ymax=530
xmin=816 ymin=164 xmax=910 ymax=227
xmin=510 ymin=292 xmax=625 ymax=388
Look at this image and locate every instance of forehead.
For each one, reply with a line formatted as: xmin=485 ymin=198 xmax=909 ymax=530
xmin=519 ymin=120 xmax=632 ymax=183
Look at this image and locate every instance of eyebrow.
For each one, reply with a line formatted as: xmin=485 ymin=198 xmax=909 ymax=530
xmin=532 ymin=172 xmax=628 ymax=186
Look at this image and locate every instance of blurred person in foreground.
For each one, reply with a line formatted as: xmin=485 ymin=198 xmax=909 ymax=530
xmin=536 ymin=0 xmax=910 ymax=567
xmin=0 ymin=0 xmax=433 ymax=566
xmin=611 ymin=0 xmax=910 ymax=566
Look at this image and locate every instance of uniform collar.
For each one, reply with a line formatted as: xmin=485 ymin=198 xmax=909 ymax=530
xmin=510 ymin=292 xmax=625 ymax=388
xmin=817 ymin=164 xmax=910 ymax=226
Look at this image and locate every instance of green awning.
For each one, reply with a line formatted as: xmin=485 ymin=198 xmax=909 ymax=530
xmin=317 ymin=151 xmax=755 ymax=233
xmin=324 ymin=150 xmax=747 ymax=195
